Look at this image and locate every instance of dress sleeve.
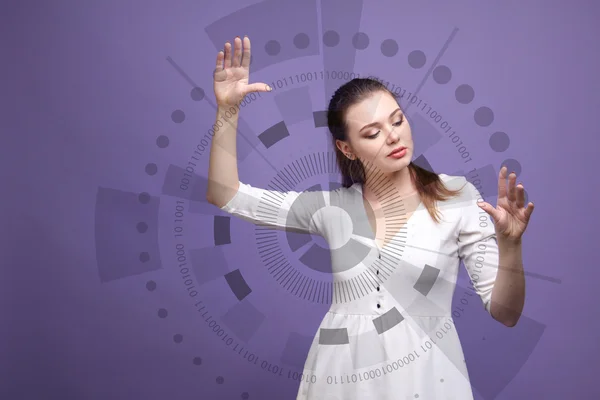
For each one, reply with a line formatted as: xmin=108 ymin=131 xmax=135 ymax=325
xmin=456 ymin=178 xmax=499 ymax=313
xmin=219 ymin=181 xmax=327 ymax=235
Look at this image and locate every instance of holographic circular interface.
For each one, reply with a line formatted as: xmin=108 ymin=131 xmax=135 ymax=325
xmin=92 ymin=2 xmax=553 ymax=398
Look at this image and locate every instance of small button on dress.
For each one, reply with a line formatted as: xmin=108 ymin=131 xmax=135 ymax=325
xmin=219 ymin=173 xmax=500 ymax=400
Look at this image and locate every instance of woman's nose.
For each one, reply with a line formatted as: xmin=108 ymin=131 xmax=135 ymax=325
xmin=387 ymin=126 xmax=400 ymax=143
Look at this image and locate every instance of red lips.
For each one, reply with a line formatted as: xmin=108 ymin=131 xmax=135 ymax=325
xmin=388 ymin=146 xmax=406 ymax=156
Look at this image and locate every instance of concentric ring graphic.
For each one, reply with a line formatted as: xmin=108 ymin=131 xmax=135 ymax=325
xmin=93 ymin=1 xmax=560 ymax=397
xmin=246 ymin=151 xmax=413 ymax=303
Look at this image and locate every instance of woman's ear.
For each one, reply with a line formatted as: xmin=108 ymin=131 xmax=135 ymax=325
xmin=335 ymin=139 xmax=350 ymax=154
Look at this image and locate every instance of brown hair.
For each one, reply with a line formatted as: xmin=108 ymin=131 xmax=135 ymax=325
xmin=326 ymin=77 xmax=462 ymax=223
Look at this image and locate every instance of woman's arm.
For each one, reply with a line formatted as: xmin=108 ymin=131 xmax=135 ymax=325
xmin=456 ymin=178 xmax=500 ymax=318
xmin=205 ymin=35 xmax=271 ymax=207
xmin=206 ymin=105 xmax=241 ymax=208
xmin=205 ymin=36 xmax=325 ymax=235
xmin=477 ymin=166 xmax=535 ymax=327
xmin=489 ymin=237 xmax=524 ymax=327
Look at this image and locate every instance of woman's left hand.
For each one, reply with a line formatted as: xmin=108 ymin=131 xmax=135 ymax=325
xmin=476 ymin=166 xmax=535 ymax=243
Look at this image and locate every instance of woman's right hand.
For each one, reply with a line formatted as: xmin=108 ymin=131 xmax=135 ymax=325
xmin=213 ymin=36 xmax=272 ymax=107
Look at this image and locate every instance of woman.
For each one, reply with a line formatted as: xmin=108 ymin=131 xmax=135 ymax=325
xmin=207 ymin=36 xmax=535 ymax=400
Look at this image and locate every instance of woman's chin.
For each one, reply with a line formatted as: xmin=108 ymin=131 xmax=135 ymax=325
xmin=384 ymin=155 xmax=410 ymax=168
xmin=372 ymin=163 xmax=408 ymax=176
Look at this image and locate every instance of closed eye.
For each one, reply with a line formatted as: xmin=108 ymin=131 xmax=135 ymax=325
xmin=366 ymin=117 xmax=404 ymax=139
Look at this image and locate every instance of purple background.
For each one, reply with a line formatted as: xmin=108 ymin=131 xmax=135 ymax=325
xmin=2 ymin=0 xmax=598 ymax=399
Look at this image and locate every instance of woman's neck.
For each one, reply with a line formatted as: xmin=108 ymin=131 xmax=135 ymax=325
xmin=363 ymin=165 xmax=417 ymax=200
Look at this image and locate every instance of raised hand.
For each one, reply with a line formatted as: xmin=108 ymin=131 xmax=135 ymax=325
xmin=477 ymin=166 xmax=535 ymax=243
xmin=213 ymin=36 xmax=271 ymax=107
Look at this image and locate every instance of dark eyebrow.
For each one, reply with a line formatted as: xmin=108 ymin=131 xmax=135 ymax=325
xmin=359 ymin=108 xmax=402 ymax=132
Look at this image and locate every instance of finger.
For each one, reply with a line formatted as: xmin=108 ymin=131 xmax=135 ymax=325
xmin=223 ymin=41 xmax=232 ymax=69
xmin=498 ymin=165 xmax=507 ymax=200
xmin=232 ymin=36 xmax=242 ymax=67
xmin=215 ymin=49 xmax=224 ymax=74
xmin=516 ymin=182 xmax=525 ymax=208
xmin=243 ymin=82 xmax=272 ymax=97
xmin=524 ymin=201 xmax=535 ymax=220
xmin=477 ymin=201 xmax=500 ymax=222
xmin=241 ymin=36 xmax=251 ymax=68
xmin=507 ymin=171 xmax=517 ymax=203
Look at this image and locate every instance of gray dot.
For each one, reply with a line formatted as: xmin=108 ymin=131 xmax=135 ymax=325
xmin=193 ymin=357 xmax=202 ymax=365
xmin=408 ymin=50 xmax=426 ymax=69
xmin=323 ymin=30 xmax=339 ymax=47
xmin=145 ymin=163 xmax=158 ymax=176
xmin=381 ymin=39 xmax=398 ymax=57
xmin=158 ymin=308 xmax=168 ymax=318
xmin=474 ymin=106 xmax=494 ymax=126
xmin=433 ymin=65 xmax=451 ymax=84
xmin=265 ymin=40 xmax=280 ymax=56
xmin=415 ymin=395 xmax=419 ymax=398
xmin=171 ymin=110 xmax=185 ymax=123
xmin=191 ymin=87 xmax=205 ymax=101
xmin=490 ymin=131 xmax=510 ymax=152
xmin=501 ymin=158 xmax=522 ymax=177
xmin=455 ymin=84 xmax=475 ymax=104
xmin=173 ymin=334 xmax=183 ymax=343
xmin=140 ymin=252 xmax=150 ymax=262
xmin=293 ymin=33 xmax=310 ymax=49
xmin=138 ymin=192 xmax=151 ymax=204
xmin=137 ymin=222 xmax=148 ymax=233
xmin=440 ymin=378 xmax=444 ymax=382
xmin=241 ymin=393 xmax=249 ymax=399
xmin=156 ymin=135 xmax=169 ymax=148
xmin=352 ymin=32 xmax=369 ymax=50
xmin=146 ymin=280 xmax=156 ymax=291
xmin=216 ymin=376 xmax=224 ymax=384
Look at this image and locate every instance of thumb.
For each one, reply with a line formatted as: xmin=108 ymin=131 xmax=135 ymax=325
xmin=244 ymin=82 xmax=272 ymax=96
xmin=477 ymin=201 xmax=500 ymax=221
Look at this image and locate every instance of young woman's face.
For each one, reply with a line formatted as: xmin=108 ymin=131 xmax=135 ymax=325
xmin=337 ymin=91 xmax=414 ymax=175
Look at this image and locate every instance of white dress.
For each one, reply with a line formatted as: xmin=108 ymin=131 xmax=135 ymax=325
xmin=220 ymin=173 xmax=499 ymax=400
